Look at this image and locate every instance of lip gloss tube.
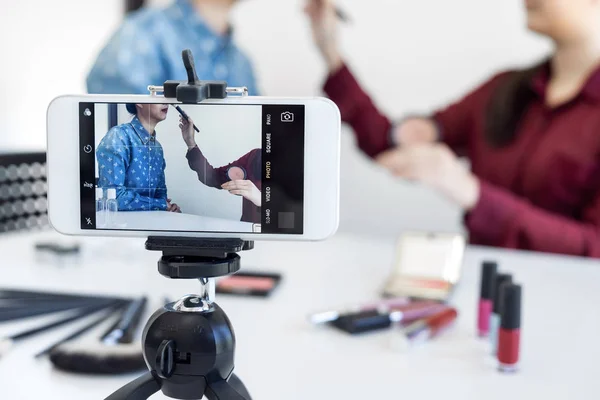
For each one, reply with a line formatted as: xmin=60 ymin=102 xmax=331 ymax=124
xmin=393 ymin=308 xmax=458 ymax=349
xmin=490 ymin=274 xmax=512 ymax=354
xmin=497 ymin=283 xmax=521 ymax=373
xmin=478 ymin=261 xmax=497 ymax=337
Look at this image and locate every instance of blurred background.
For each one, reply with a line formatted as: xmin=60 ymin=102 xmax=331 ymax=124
xmin=0 ymin=0 xmax=551 ymax=236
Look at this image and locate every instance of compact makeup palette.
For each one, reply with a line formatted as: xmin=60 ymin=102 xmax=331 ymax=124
xmin=226 ymin=166 xmax=247 ymax=181
xmin=0 ymin=152 xmax=49 ymax=233
xmin=383 ymin=232 xmax=466 ymax=301
xmin=216 ymin=271 xmax=282 ymax=297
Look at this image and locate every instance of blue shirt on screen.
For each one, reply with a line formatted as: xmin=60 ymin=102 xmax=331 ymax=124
xmin=97 ymin=116 xmax=168 ymax=211
xmin=87 ymin=0 xmax=259 ymax=95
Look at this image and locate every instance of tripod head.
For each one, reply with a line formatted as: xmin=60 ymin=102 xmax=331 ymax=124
xmin=104 ymin=237 xmax=254 ymax=400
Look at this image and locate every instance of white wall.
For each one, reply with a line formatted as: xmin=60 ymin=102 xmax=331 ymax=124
xmin=0 ymin=0 xmax=122 ymax=152
xmin=0 ymin=0 xmax=552 ymax=236
xmin=93 ymin=104 xmax=261 ymax=220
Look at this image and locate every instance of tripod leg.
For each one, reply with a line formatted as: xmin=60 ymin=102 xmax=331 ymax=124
xmin=205 ymin=375 xmax=251 ymax=400
xmin=228 ymin=374 xmax=252 ymax=400
xmin=104 ymin=371 xmax=161 ymax=400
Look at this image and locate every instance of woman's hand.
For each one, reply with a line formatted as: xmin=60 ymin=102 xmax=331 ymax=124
xmin=166 ymin=198 xmax=181 ymax=213
xmin=304 ymin=0 xmax=343 ymax=73
xmin=221 ymin=180 xmax=262 ymax=207
xmin=179 ymin=115 xmax=197 ymax=150
xmin=376 ymin=144 xmax=480 ymax=210
xmin=393 ymin=117 xmax=440 ymax=147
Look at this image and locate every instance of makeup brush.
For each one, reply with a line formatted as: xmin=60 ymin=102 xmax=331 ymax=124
xmin=0 ymin=300 xmax=120 ymax=358
xmin=172 ymin=105 xmax=200 ymax=132
xmin=0 ymin=288 xmax=123 ymax=302
xmin=34 ymin=301 xmax=127 ymax=358
xmin=49 ymin=296 xmax=148 ymax=374
xmin=335 ymin=5 xmax=351 ymax=23
xmin=0 ymin=298 xmax=122 ymax=323
xmin=103 ymin=296 xmax=147 ymax=344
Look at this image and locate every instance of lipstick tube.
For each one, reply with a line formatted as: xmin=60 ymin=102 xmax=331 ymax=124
xmin=490 ymin=273 xmax=512 ymax=354
xmin=497 ymin=283 xmax=521 ymax=373
xmin=478 ymin=261 xmax=497 ymax=337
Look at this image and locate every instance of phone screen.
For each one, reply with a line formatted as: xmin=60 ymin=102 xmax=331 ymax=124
xmin=78 ymin=102 xmax=304 ymax=234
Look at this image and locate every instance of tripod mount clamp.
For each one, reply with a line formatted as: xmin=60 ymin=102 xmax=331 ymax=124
xmin=147 ymin=49 xmax=249 ymax=102
xmin=145 ymin=236 xmax=254 ymax=280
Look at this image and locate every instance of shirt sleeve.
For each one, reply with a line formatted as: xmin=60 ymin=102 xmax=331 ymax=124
xmin=86 ymin=18 xmax=164 ymax=94
xmin=97 ymin=130 xmax=167 ymax=211
xmin=466 ymin=179 xmax=600 ymax=257
xmin=432 ymin=72 xmax=509 ymax=154
xmin=186 ymin=146 xmax=229 ymax=188
xmin=323 ymin=64 xmax=393 ymax=158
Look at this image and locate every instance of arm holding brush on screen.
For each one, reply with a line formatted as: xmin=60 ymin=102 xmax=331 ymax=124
xmin=179 ymin=115 xmax=262 ymax=223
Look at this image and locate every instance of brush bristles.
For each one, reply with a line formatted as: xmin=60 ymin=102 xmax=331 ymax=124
xmin=49 ymin=341 xmax=146 ymax=374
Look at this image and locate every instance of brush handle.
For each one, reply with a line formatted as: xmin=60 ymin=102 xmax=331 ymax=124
xmin=335 ymin=6 xmax=350 ymax=22
xmin=103 ymin=297 xmax=148 ymax=344
xmin=173 ymin=106 xmax=200 ymax=132
xmin=10 ymin=300 xmax=120 ymax=341
xmin=0 ymin=298 xmax=118 ymax=323
xmin=1 ymin=297 xmax=113 ymax=310
xmin=34 ymin=301 xmax=127 ymax=358
xmin=0 ymin=289 xmax=124 ymax=302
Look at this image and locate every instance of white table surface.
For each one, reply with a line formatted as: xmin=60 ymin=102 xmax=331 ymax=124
xmin=100 ymin=211 xmax=254 ymax=232
xmin=0 ymin=230 xmax=599 ymax=399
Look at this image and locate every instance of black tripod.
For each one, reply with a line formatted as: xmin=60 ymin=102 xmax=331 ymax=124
xmin=105 ymin=237 xmax=254 ymax=400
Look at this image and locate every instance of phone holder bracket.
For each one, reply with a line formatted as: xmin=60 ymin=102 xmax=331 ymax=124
xmin=145 ymin=236 xmax=254 ymax=280
xmin=147 ymin=49 xmax=248 ymax=103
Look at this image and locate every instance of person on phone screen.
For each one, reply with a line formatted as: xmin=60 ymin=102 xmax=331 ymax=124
xmin=305 ymin=0 xmax=600 ymax=258
xmin=179 ymin=115 xmax=261 ymax=223
xmin=97 ymin=103 xmax=181 ymax=213
xmin=86 ymin=0 xmax=259 ymax=96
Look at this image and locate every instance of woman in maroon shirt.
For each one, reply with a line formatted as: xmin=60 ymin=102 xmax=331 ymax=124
xmin=305 ymin=0 xmax=600 ymax=257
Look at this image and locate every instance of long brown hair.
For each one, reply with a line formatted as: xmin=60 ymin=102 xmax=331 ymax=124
xmin=484 ymin=64 xmax=543 ymax=147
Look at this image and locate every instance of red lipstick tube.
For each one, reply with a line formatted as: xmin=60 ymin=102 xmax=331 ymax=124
xmin=497 ymin=283 xmax=521 ymax=373
xmin=478 ymin=261 xmax=497 ymax=337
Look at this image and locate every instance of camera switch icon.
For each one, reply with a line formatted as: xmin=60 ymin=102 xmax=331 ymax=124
xmin=83 ymin=145 xmax=93 ymax=154
xmin=281 ymin=111 xmax=294 ymax=123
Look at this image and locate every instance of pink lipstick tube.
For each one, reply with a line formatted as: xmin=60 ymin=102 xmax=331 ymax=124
xmin=478 ymin=261 xmax=497 ymax=337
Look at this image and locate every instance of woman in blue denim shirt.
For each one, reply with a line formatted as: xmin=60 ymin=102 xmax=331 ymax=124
xmin=96 ymin=104 xmax=181 ymax=213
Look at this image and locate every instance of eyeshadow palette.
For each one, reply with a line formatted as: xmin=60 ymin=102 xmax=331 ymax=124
xmin=0 ymin=152 xmax=49 ymax=233
xmin=226 ymin=166 xmax=247 ymax=181
xmin=216 ymin=271 xmax=282 ymax=297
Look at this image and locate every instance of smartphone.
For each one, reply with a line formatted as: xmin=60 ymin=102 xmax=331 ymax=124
xmin=47 ymin=95 xmax=340 ymax=240
xmin=382 ymin=232 xmax=466 ymax=301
